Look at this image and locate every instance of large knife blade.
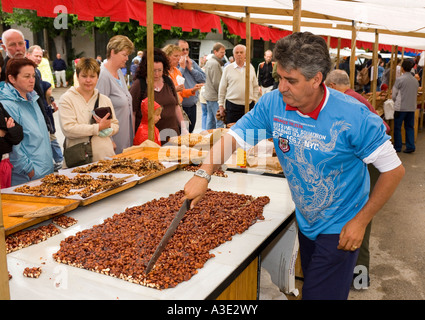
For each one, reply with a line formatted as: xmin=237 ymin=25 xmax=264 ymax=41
xmin=144 ymin=198 xmax=191 ymax=274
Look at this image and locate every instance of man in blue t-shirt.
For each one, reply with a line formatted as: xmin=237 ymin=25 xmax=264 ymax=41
xmin=184 ymin=32 xmax=405 ymax=300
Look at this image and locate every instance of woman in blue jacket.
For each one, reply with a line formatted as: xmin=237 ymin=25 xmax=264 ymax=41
xmin=0 ymin=58 xmax=53 ymax=186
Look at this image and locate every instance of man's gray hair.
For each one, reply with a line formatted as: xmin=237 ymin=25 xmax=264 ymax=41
xmin=325 ymin=69 xmax=350 ymax=86
xmin=27 ymin=45 xmax=43 ymax=54
xmin=233 ymin=44 xmax=246 ymax=55
xmin=1 ymin=28 xmax=25 ymax=46
xmin=273 ymin=32 xmax=332 ymax=82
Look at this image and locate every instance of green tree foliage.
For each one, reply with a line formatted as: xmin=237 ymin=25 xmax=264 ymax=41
xmin=80 ymin=17 xmax=209 ymax=49
xmin=0 ymin=8 xmax=81 ymax=37
xmin=0 ymin=7 xmax=210 ymax=50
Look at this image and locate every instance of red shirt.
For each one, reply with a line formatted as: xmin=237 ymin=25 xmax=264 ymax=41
xmin=133 ymin=98 xmax=161 ymax=146
xmin=344 ymin=88 xmax=390 ymax=134
xmin=285 ymin=84 xmax=327 ymax=120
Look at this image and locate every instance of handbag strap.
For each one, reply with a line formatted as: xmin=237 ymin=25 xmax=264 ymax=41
xmin=94 ymin=93 xmax=100 ymax=110
xmin=89 ymin=94 xmax=100 ymax=143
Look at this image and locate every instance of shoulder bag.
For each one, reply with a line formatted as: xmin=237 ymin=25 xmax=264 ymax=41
xmin=63 ymin=94 xmax=100 ymax=168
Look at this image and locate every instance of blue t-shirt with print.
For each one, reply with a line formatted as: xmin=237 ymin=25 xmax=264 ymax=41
xmin=230 ymin=87 xmax=390 ymax=240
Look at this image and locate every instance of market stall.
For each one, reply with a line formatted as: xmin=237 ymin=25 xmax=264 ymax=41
xmin=2 ymin=0 xmax=425 ymax=300
xmin=4 ymin=169 xmax=295 ymax=300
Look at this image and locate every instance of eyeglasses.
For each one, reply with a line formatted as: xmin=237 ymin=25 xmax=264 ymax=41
xmin=182 ymin=48 xmax=189 ymax=52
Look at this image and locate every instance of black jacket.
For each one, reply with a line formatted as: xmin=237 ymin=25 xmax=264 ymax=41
xmin=34 ymin=69 xmax=54 ymax=133
xmin=0 ymin=102 xmax=23 ymax=157
xmin=257 ymin=61 xmax=275 ymax=88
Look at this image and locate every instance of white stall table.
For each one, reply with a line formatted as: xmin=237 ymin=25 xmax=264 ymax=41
xmin=6 ymin=170 xmax=295 ymax=300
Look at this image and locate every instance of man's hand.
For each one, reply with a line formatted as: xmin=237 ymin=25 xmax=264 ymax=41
xmin=190 ymin=83 xmax=203 ymax=94
xmin=185 ymin=56 xmax=193 ymax=71
xmin=180 ymin=55 xmax=193 ymax=71
xmin=183 ymin=134 xmax=237 ymax=209
xmin=184 ymin=175 xmax=209 ymax=208
xmin=338 ymin=216 xmax=367 ymax=251
xmin=338 ymin=164 xmax=405 ymax=251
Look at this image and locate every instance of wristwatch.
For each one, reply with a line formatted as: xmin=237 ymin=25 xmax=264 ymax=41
xmin=194 ymin=169 xmax=211 ymax=183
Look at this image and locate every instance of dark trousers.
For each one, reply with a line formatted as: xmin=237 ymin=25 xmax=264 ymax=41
xmin=355 ymin=163 xmax=380 ymax=275
xmin=225 ymin=100 xmax=255 ymax=124
xmin=183 ymin=104 xmax=197 ymax=133
xmin=394 ymin=111 xmax=415 ymax=151
xmin=299 ymin=232 xmax=359 ymax=300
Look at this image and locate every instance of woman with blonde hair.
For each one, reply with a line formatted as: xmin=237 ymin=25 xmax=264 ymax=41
xmin=162 ymin=44 xmax=202 ymax=104
xmin=59 ymin=58 xmax=119 ymax=167
xmin=97 ymin=35 xmax=134 ymax=154
xmin=38 ymin=50 xmax=55 ymax=89
xmin=163 ymin=44 xmax=203 ymax=133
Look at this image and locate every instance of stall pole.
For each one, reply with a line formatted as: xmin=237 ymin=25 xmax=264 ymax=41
xmin=371 ymin=29 xmax=379 ymax=109
xmin=388 ymin=45 xmax=395 ymax=99
xmin=147 ymin=0 xmax=155 ymax=141
xmin=350 ymin=21 xmax=357 ymax=89
xmin=390 ymin=45 xmax=398 ymax=91
xmin=245 ymin=7 xmax=251 ymax=114
xmin=420 ymin=67 xmax=425 ymax=130
xmin=292 ymin=0 xmax=301 ymax=33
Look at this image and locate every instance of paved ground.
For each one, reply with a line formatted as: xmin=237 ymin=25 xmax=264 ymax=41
xmin=52 ymin=87 xmax=425 ymax=300
xmin=349 ymin=125 xmax=425 ymax=300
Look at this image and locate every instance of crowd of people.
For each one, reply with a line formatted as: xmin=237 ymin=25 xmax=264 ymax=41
xmin=0 ymin=27 xmax=420 ymax=300
xmin=342 ymin=53 xmax=422 ymax=154
xmin=0 ymin=29 xmax=256 ymax=187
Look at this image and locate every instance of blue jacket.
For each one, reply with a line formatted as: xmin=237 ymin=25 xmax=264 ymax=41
xmin=178 ymin=59 xmax=206 ymax=107
xmin=0 ymin=82 xmax=53 ymax=186
xmin=53 ymin=58 xmax=67 ymax=72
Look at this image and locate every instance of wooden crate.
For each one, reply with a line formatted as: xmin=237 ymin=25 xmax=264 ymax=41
xmin=1 ymin=194 xmax=80 ymax=235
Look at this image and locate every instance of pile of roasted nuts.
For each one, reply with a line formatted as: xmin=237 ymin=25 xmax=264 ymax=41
xmin=6 ymin=223 xmax=61 ymax=253
xmin=14 ymin=174 xmax=126 ymax=198
xmin=52 ymin=215 xmax=78 ymax=228
xmin=53 ymin=189 xmax=269 ymax=289
xmin=72 ymin=157 xmax=165 ymax=177
xmin=23 ymin=267 xmax=42 ymax=278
